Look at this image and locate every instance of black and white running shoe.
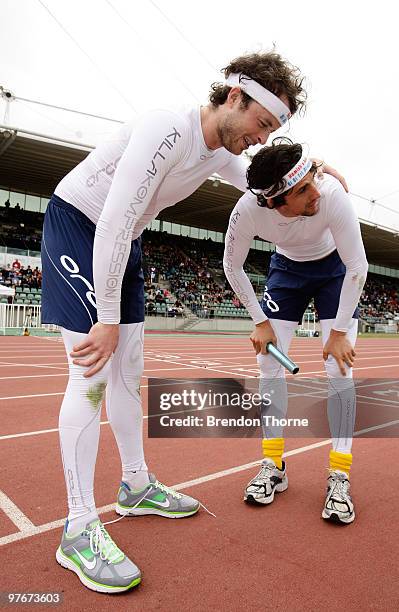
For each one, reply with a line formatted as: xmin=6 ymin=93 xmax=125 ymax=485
xmin=244 ymin=459 xmax=288 ymax=505
xmin=322 ymin=470 xmax=355 ymax=524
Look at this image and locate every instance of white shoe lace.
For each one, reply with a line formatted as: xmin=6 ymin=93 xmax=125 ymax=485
xmin=88 ymin=523 xmax=124 ymax=564
xmin=155 ymin=480 xmax=216 ymax=517
xmin=154 ymin=480 xmax=182 ymax=499
xmin=85 ymin=487 xmax=153 ymax=562
xmin=198 ymin=501 xmax=216 ymax=518
xmin=327 ymin=471 xmax=351 ymax=501
xmin=82 ymin=478 xmax=212 ymax=566
xmin=107 ymin=478 xmax=216 ymax=525
xmin=254 ymin=462 xmax=276 ymax=483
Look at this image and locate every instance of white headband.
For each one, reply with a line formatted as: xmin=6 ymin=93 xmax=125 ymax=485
xmin=225 ymin=73 xmax=291 ymax=126
xmin=262 ymin=155 xmax=313 ymax=197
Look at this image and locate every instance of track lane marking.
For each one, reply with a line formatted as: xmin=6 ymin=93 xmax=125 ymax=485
xmin=1 ymin=417 xmax=398 ymax=548
xmin=0 ymin=490 xmax=35 ymax=531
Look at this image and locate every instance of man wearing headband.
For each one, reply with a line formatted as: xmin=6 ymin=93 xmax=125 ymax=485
xmin=41 ymin=50 xmax=346 ymax=593
xmin=223 ymin=141 xmax=368 ymax=524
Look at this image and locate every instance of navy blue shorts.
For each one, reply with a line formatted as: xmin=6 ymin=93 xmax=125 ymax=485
xmin=261 ymin=250 xmax=359 ymax=323
xmin=41 ymin=194 xmax=144 ymax=333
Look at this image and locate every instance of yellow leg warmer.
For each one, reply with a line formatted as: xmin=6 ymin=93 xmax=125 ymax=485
xmin=262 ymin=438 xmax=284 ymax=469
xmin=329 ymin=450 xmax=352 ymax=476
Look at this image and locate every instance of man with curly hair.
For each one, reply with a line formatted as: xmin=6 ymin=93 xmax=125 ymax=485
xmin=223 ymin=140 xmax=368 ymax=524
xmin=41 ymin=50 xmax=345 ymax=593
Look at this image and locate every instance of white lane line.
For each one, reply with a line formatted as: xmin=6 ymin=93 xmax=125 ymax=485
xmin=0 ymin=400 xmax=216 ymax=440
xmin=168 ymin=440 xmax=334 ymax=490
xmin=209 ymin=354 xmax=399 ymax=364
xmin=0 ymin=392 xmax=65 ymax=401
xmin=0 ymin=439 xmax=331 ymax=547
xmin=144 ymin=356 xmax=257 ymax=379
xmin=200 ymin=356 xmax=399 ymax=369
xmin=0 ymin=362 xmax=68 ymax=371
xmin=356 ymin=394 xmax=399 ymax=405
xmin=0 ymin=385 xmax=149 ymax=404
xmin=0 ymin=421 xmax=110 ymax=441
xmin=0 ymin=490 xmax=35 ymax=531
xmin=1 ymin=417 xmax=397 ymax=548
xmin=143 ymin=355 xmax=399 ymax=371
xmin=0 ymin=366 xmax=396 ymax=401
xmin=144 ymin=355 xmax=399 ymax=377
xmin=0 ymin=364 xmax=394 ymax=384
xmin=0 ymin=373 xmax=68 ymax=381
xmin=2 ymin=376 xmax=397 ymax=439
xmin=0 ymin=355 xmax=66 ymax=359
xmin=0 ymin=364 xmax=245 ymax=399
xmin=0 ymin=365 xmax=217 ymax=382
xmin=0 ymin=362 xmax=252 ymax=381
xmin=0 ymin=365 xmax=396 ymax=402
xmin=299 ymin=363 xmax=399 ymax=375
xmin=142 ymin=366 xmax=201 ymax=373
xmin=0 ymin=349 xmax=64 ymax=352
xmin=2 ymin=395 xmax=398 ymax=442
xmin=1 ymin=427 xmax=60 ymax=440
xmin=144 ymin=348 xmax=399 ymax=358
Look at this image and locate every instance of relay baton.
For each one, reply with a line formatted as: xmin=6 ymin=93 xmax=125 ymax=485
xmin=266 ymin=343 xmax=299 ymax=375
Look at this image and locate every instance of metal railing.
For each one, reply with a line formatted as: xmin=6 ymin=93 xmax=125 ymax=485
xmin=0 ymin=303 xmax=58 ymax=334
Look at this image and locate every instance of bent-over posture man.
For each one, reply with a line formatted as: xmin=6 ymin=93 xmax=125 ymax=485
xmin=224 ymin=141 xmax=368 ymax=524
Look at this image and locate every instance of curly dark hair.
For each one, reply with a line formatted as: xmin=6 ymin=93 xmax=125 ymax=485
xmin=246 ymin=139 xmax=317 ymax=208
xmin=209 ymin=50 xmax=307 ymax=116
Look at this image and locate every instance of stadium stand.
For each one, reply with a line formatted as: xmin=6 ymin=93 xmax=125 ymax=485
xmin=0 ymin=194 xmax=398 ymax=328
xmin=359 ymin=274 xmax=399 ymax=325
xmin=0 ymin=264 xmax=42 ymax=305
xmin=1 ymin=213 xmax=399 ymax=328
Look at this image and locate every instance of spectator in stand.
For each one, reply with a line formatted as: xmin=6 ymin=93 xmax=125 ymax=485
xmin=12 ymin=271 xmax=21 ymax=286
xmin=154 ymin=289 xmax=165 ymax=305
xmin=147 ymin=302 xmax=155 ymax=315
xmin=12 ymin=258 xmax=21 ymax=271
xmin=2 ymin=266 xmax=12 ymax=287
xmin=174 ymin=299 xmax=184 ymax=316
xmin=359 ymin=274 xmax=399 ymax=321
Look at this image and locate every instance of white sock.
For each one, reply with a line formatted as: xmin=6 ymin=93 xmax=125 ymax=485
xmin=66 ymin=510 xmax=99 ymax=537
xmin=123 ymin=469 xmax=150 ymax=490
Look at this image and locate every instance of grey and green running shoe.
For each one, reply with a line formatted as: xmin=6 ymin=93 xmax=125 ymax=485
xmin=116 ymin=474 xmax=200 ymax=518
xmin=56 ymin=519 xmax=141 ymax=593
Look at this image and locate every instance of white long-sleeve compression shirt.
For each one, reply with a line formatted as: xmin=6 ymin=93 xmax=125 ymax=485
xmin=55 ymin=105 xmax=247 ymax=323
xmin=223 ymin=175 xmax=368 ymax=332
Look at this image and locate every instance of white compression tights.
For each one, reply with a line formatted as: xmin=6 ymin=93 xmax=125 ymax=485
xmin=59 ymin=323 xmax=146 ymax=525
xmin=257 ymin=318 xmax=358 ymax=454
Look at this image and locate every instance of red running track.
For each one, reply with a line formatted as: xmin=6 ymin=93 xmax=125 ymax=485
xmin=0 ymin=334 xmax=398 ymax=611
